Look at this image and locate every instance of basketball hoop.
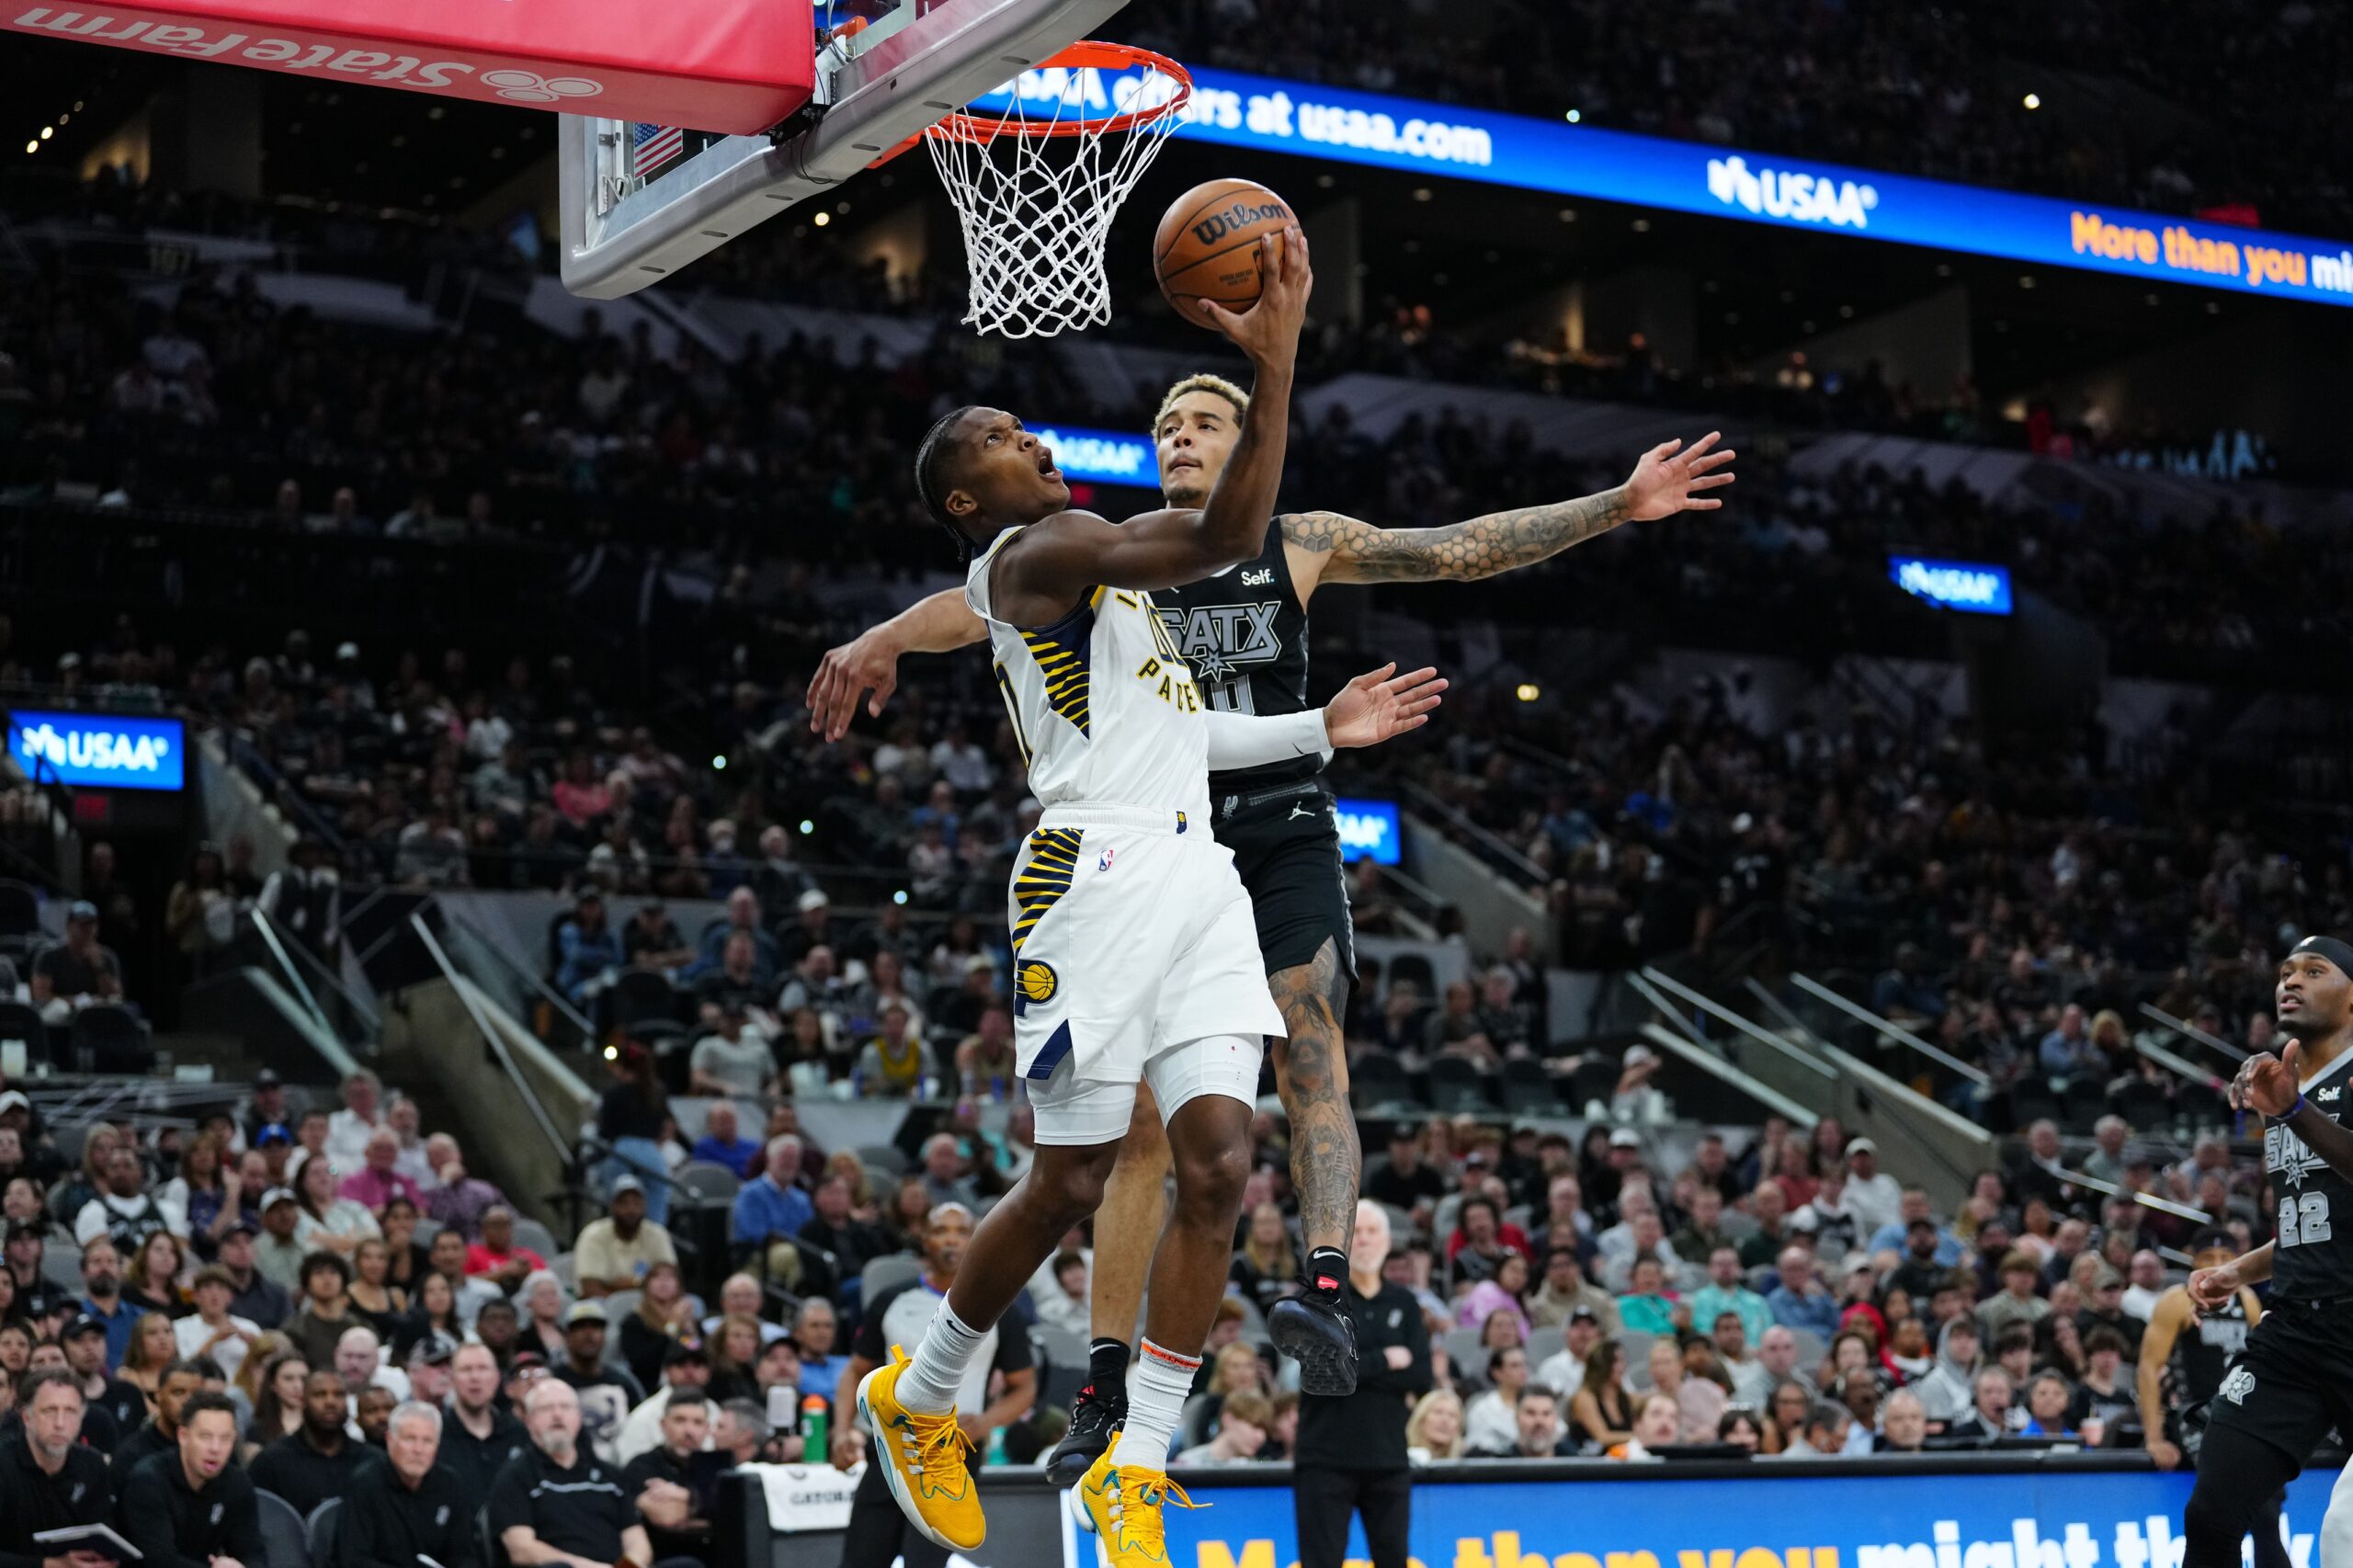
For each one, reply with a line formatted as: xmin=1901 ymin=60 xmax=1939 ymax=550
xmin=921 ymin=41 xmax=1192 ymax=339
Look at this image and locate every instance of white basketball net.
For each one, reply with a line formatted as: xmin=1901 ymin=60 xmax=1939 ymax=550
xmin=925 ymin=51 xmax=1191 ymax=339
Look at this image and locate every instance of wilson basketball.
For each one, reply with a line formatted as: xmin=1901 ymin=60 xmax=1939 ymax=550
xmin=1154 ymin=177 xmax=1295 ymax=320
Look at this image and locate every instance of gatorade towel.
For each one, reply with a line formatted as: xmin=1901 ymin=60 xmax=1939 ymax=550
xmin=6 ymin=0 xmax=815 ymax=133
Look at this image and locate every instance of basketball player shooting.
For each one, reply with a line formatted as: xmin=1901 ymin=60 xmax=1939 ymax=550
xmin=811 ymin=306 xmax=1734 ymax=1464
xmin=851 ymin=226 xmax=1423 ymax=1566
xmin=2175 ymin=935 xmax=2353 ymax=1567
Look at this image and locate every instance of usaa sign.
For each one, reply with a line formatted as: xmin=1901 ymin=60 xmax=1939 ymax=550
xmin=9 ymin=710 xmax=186 ymax=790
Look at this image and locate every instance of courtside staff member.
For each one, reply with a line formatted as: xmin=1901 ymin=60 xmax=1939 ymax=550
xmin=1290 ymin=1203 xmax=1429 ymax=1568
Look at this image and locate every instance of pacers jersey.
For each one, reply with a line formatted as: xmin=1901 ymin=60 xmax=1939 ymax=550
xmin=967 ymin=527 xmax=1210 ymax=817
xmin=2262 ymin=1046 xmax=2353 ymax=1300
xmin=1155 ymin=519 xmax=1317 ymax=793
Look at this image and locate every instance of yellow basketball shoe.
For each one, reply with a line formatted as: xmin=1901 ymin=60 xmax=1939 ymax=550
xmin=856 ymin=1347 xmax=983 ymax=1551
xmin=1068 ymin=1444 xmax=1200 ymax=1566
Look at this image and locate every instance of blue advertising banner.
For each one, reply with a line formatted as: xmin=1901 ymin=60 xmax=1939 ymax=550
xmin=8 ymin=710 xmax=186 ymax=790
xmin=1063 ymin=1466 xmax=2332 ymax=1568
xmin=1036 ymin=424 xmax=1159 ymax=487
xmin=972 ymin=66 xmax=2353 ymax=306
xmin=1333 ymin=795 xmax=1402 ymax=865
xmin=1888 ymin=555 xmax=2015 ymax=616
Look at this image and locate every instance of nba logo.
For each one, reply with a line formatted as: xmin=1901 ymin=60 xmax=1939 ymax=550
xmin=1097 ymin=846 xmax=1115 ymax=872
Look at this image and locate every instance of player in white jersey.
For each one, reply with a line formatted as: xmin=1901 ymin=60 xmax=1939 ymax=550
xmin=854 ymin=225 xmax=1363 ymax=1565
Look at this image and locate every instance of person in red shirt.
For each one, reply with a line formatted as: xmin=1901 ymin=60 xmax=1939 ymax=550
xmin=1446 ymin=1196 xmax=1532 ymax=1279
xmin=463 ymin=1206 xmax=546 ymax=1294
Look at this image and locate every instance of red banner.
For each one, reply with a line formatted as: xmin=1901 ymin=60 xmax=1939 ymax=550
xmin=7 ymin=0 xmax=815 ymax=134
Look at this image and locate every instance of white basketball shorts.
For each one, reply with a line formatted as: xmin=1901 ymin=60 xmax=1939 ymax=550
xmin=1006 ymin=802 xmax=1284 ymax=1145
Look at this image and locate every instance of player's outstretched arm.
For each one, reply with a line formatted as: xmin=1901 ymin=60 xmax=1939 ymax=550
xmin=1201 ymin=663 xmax=1445 ymax=771
xmin=805 ymin=590 xmax=986 ymax=741
xmin=992 ymin=229 xmax=1311 ymax=619
xmin=1280 ymin=432 xmax=1735 ymax=602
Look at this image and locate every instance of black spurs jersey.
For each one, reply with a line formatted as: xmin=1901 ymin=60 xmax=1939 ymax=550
xmin=1158 ymin=519 xmax=1315 ymax=794
xmin=2263 ymin=1049 xmax=2353 ymax=1300
xmin=2176 ymin=1288 xmax=2254 ymax=1404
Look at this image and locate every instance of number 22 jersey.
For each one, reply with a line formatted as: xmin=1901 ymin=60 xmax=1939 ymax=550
xmin=2265 ymin=1048 xmax=2353 ymax=1300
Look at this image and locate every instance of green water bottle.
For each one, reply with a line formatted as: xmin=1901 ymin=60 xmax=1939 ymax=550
xmin=801 ymin=1393 xmax=829 ymax=1461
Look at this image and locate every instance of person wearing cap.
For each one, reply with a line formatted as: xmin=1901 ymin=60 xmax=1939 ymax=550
xmin=250 ymin=1186 xmax=308 ymax=1294
xmin=58 ymin=1312 xmax=139 ymax=1449
xmin=2078 ymin=1262 xmax=2143 ymax=1357
xmin=256 ymin=838 xmax=341 ymax=970
xmin=622 ymin=897 xmax=692 ymax=975
xmin=775 ymin=884 xmax=832 ymax=971
xmin=612 ymin=1336 xmax=715 ymax=1466
xmin=336 ymin=1398 xmax=476 ymax=1568
xmin=1525 ymin=1245 xmax=1619 ymax=1335
xmin=572 ymin=1175 xmax=677 ymax=1299
xmin=1533 ymin=1304 xmax=1607 ymax=1397
xmin=248 ymin=1364 xmax=368 ymax=1515
xmin=0 ymin=1369 xmax=117 ymax=1567
xmin=30 ymin=901 xmax=122 ymax=1023
xmin=551 ymin=1299 xmax=643 ymax=1467
xmin=116 ymin=1391 xmax=260 ymax=1568
xmin=1842 ymin=1138 xmax=1903 ymax=1238
xmin=1976 ymin=1249 xmax=2053 ymax=1343
xmin=688 ymin=1002 xmax=775 ymax=1099
xmin=404 ymin=1332 xmax=459 ymax=1408
xmin=174 ymin=1265 xmax=260 ymax=1381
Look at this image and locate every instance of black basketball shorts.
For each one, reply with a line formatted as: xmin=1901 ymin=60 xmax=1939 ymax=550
xmin=2200 ymin=1295 xmax=2353 ymax=1465
xmin=1216 ymin=783 xmax=1357 ymax=983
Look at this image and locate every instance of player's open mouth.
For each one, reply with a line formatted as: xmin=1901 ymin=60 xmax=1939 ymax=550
xmin=1037 ymin=452 xmax=1060 ymax=480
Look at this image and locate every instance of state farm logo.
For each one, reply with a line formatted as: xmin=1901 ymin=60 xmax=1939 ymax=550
xmin=482 ymin=69 xmax=601 ymax=103
xmin=10 ymin=9 xmax=606 ymax=102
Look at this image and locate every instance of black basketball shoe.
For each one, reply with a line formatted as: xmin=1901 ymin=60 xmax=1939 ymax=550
xmin=1046 ymin=1381 xmax=1127 ymax=1486
xmin=1269 ymin=1292 xmax=1359 ymax=1396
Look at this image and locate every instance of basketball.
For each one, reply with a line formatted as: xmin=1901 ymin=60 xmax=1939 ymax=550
xmin=1154 ymin=177 xmax=1296 ymax=321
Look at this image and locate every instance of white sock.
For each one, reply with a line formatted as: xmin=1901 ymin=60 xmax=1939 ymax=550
xmin=896 ymin=1298 xmax=987 ymax=1414
xmin=1108 ymin=1338 xmax=1199 ymax=1472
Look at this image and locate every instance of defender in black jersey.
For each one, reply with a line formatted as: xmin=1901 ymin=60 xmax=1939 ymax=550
xmin=2180 ymin=936 xmax=2353 ymax=1568
xmin=2137 ymin=1229 xmax=2287 ymax=1568
xmin=810 ymin=376 xmax=1730 ymax=1451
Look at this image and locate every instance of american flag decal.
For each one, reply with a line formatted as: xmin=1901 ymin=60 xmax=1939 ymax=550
xmin=631 ymin=122 xmax=685 ymax=178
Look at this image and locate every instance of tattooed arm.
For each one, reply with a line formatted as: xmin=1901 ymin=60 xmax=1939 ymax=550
xmin=1280 ymin=430 xmax=1734 ymax=605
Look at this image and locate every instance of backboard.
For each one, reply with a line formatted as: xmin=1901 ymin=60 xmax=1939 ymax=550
xmin=558 ymin=0 xmax=1127 ymax=299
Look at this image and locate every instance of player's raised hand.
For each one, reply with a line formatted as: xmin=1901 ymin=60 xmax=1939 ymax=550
xmin=2186 ymin=1261 xmax=2238 ymax=1313
xmin=1620 ymin=431 xmax=1736 ymax=521
xmin=1323 ymin=662 xmax=1446 ymax=750
xmin=2230 ymin=1042 xmax=2302 ymax=1117
xmin=806 ymin=626 xmax=905 ymax=742
xmin=1197 ymin=224 xmax=1312 ymax=369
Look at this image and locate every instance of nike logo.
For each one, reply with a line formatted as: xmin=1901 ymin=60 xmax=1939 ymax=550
xmin=1290 ymin=803 xmax=1317 ymax=820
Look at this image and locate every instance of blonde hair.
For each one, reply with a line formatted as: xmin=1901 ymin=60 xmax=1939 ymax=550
xmin=1405 ymin=1388 xmax=1465 ymax=1460
xmin=1154 ymin=373 xmax=1249 ymax=432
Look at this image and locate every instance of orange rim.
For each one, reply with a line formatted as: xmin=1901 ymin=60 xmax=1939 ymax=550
xmin=926 ymin=40 xmax=1191 ymax=142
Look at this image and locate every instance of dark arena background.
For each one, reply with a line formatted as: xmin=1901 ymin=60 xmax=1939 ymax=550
xmin=0 ymin=2 xmax=2349 ymax=1566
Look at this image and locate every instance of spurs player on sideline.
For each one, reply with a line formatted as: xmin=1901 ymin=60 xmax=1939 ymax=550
xmin=2135 ymin=1228 xmax=2288 ymax=1568
xmin=813 ymin=354 xmax=1734 ymax=1454
xmin=855 ymin=226 xmax=1427 ymax=1566
xmin=2180 ymin=936 xmax=2353 ymax=1568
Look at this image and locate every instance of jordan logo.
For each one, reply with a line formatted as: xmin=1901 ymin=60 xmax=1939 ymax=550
xmin=1290 ymin=802 xmax=1316 ymax=820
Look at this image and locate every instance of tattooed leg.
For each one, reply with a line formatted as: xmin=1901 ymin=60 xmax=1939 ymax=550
xmin=1270 ymin=937 xmax=1358 ymax=1256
